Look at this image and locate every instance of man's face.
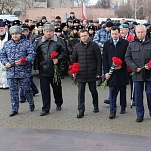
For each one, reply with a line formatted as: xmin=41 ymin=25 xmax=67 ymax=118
xmin=106 ymin=27 xmax=112 ymax=31
xmin=136 ymin=26 xmax=146 ymax=40
xmin=0 ymin=27 xmax=5 ymax=36
xmin=55 ymin=32 xmax=61 ymax=37
xmin=63 ymin=26 xmax=68 ymax=31
xmin=38 ymin=26 xmax=43 ymax=32
xmin=70 ymin=14 xmax=75 ymax=18
xmin=120 ymin=28 xmax=129 ymax=37
xmin=28 ymin=20 xmax=33 ymax=26
xmin=88 ymin=29 xmax=94 ymax=34
xmin=111 ymin=29 xmax=120 ymax=40
xmin=80 ymin=31 xmax=89 ymax=43
xmin=43 ymin=30 xmax=54 ymax=39
xmin=11 ymin=33 xmax=21 ymax=41
xmin=22 ymin=30 xmax=30 ymax=36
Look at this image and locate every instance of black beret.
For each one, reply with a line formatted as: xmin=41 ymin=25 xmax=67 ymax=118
xmin=72 ymin=25 xmax=79 ymax=31
xmin=78 ymin=25 xmax=84 ymax=29
xmin=88 ymin=25 xmax=96 ymax=31
xmin=36 ymin=22 xmax=43 ymax=27
xmin=60 ymin=22 xmax=68 ymax=29
xmin=73 ymin=19 xmax=80 ymax=24
xmin=12 ymin=20 xmax=21 ymax=26
xmin=55 ymin=27 xmax=62 ymax=32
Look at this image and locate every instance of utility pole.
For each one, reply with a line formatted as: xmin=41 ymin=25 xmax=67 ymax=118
xmin=134 ymin=0 xmax=142 ymax=20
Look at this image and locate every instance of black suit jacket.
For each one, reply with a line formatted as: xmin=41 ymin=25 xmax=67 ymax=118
xmin=103 ymin=38 xmax=129 ymax=86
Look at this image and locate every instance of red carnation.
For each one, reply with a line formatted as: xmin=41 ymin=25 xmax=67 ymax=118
xmin=50 ymin=51 xmax=59 ymax=59
xmin=20 ymin=58 xmax=26 ymax=63
xmin=148 ymin=60 xmax=151 ymax=68
xmin=112 ymin=57 xmax=122 ymax=66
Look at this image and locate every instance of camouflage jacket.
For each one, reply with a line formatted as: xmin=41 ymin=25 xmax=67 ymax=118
xmin=0 ymin=39 xmax=36 ymax=78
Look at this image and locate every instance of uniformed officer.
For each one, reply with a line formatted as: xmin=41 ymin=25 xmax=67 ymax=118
xmin=0 ymin=26 xmax=36 ymax=117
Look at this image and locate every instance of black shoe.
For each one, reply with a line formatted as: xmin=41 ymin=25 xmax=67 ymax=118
xmin=56 ymin=106 xmax=62 ymax=111
xmin=93 ymin=106 xmax=99 ymax=113
xmin=29 ymin=104 xmax=35 ymax=112
xmin=104 ymin=99 xmax=110 ymax=104
xmin=120 ymin=108 xmax=126 ymax=114
xmin=39 ymin=111 xmax=49 ymax=116
xmin=109 ymin=112 xmax=116 ymax=119
xmin=77 ymin=112 xmax=84 ymax=118
xmin=150 ymin=112 xmax=151 ymax=117
xmin=9 ymin=111 xmax=18 ymax=117
xmin=33 ymin=91 xmax=39 ymax=96
xmin=136 ymin=116 xmax=144 ymax=122
xmin=20 ymin=99 xmax=26 ymax=103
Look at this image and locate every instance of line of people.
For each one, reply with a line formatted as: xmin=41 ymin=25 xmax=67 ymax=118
xmin=0 ymin=14 xmax=151 ymax=123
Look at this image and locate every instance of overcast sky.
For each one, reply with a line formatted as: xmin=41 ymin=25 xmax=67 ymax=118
xmin=89 ymin=0 xmax=98 ymax=5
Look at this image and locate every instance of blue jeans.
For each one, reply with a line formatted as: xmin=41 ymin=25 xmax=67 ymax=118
xmin=134 ymin=81 xmax=151 ymax=117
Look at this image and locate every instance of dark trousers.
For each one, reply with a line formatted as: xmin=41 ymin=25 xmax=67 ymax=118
xmin=109 ymin=85 xmax=127 ymax=113
xmin=78 ymin=81 xmax=98 ymax=113
xmin=40 ymin=76 xmax=63 ymax=112
xmin=129 ymin=74 xmax=135 ymax=101
xmin=134 ymin=81 xmax=151 ymax=117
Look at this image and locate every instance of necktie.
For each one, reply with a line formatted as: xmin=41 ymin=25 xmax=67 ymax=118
xmin=114 ymin=40 xmax=117 ymax=46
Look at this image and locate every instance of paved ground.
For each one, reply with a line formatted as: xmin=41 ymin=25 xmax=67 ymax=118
xmin=0 ymin=77 xmax=151 ymax=150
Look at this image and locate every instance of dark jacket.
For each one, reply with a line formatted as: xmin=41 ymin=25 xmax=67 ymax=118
xmin=34 ymin=35 xmax=64 ymax=77
xmin=125 ymin=38 xmax=151 ymax=81
xmin=103 ymin=38 xmax=129 ymax=86
xmin=72 ymin=39 xmax=102 ymax=83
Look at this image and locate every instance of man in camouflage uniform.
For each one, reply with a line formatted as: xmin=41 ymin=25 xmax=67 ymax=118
xmin=0 ymin=26 xmax=36 ymax=117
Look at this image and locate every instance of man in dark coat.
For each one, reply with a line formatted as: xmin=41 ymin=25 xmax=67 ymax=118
xmin=103 ymin=26 xmax=129 ymax=119
xmin=125 ymin=25 xmax=151 ymax=122
xmin=34 ymin=23 xmax=64 ymax=116
xmin=72 ymin=29 xmax=102 ymax=118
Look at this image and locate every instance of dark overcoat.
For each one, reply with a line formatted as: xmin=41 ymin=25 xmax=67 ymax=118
xmin=103 ymin=38 xmax=129 ymax=86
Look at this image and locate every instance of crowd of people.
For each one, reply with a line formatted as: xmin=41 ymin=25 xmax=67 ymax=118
xmin=0 ymin=11 xmax=151 ymax=123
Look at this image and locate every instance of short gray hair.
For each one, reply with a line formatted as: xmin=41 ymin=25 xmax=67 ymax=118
xmin=135 ymin=25 xmax=147 ymax=32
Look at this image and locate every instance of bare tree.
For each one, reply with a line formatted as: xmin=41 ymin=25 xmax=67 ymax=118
xmin=115 ymin=3 xmax=134 ymax=18
xmin=74 ymin=0 xmax=90 ymax=6
xmin=0 ymin=0 xmax=18 ymax=14
xmin=93 ymin=0 xmax=111 ymax=9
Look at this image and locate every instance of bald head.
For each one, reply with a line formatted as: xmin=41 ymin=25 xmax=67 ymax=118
xmin=135 ymin=25 xmax=147 ymax=40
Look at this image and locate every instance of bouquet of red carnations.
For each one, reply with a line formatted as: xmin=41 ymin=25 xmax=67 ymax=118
xmin=69 ymin=63 xmax=80 ymax=84
xmin=2 ymin=57 xmax=26 ymax=71
xmin=50 ymin=51 xmax=60 ymax=85
xmin=101 ymin=57 xmax=122 ymax=89
xmin=130 ymin=59 xmax=151 ymax=76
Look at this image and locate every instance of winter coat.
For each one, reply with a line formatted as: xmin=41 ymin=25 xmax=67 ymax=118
xmin=72 ymin=39 xmax=102 ymax=83
xmin=0 ymin=39 xmax=36 ymax=78
xmin=103 ymin=38 xmax=129 ymax=86
xmin=34 ymin=35 xmax=64 ymax=77
xmin=125 ymin=38 xmax=151 ymax=81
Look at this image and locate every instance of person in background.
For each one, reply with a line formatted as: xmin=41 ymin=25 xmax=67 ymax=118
xmin=19 ymin=25 xmax=39 ymax=103
xmin=66 ymin=12 xmax=76 ymax=22
xmin=88 ymin=25 xmax=96 ymax=41
xmin=0 ymin=21 xmax=10 ymax=89
xmin=93 ymin=21 xmax=114 ymax=87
